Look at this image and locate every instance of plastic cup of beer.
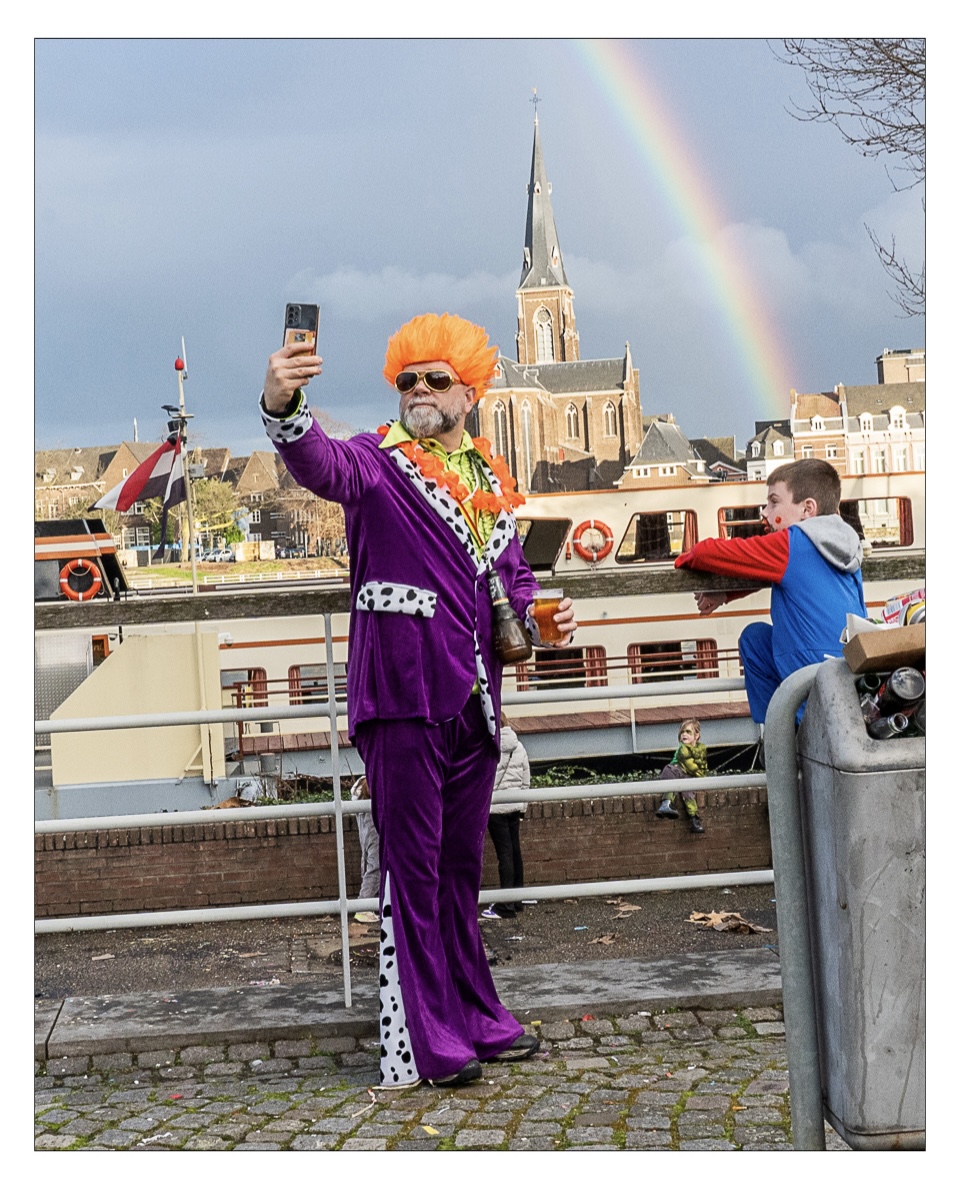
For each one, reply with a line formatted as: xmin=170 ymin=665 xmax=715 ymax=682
xmin=533 ymin=589 xmax=564 ymax=644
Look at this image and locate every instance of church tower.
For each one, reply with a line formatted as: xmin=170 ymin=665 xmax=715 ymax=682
xmin=516 ymin=115 xmax=580 ymax=364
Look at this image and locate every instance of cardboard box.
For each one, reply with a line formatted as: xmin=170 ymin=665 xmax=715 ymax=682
xmin=843 ymin=623 xmax=925 ymax=675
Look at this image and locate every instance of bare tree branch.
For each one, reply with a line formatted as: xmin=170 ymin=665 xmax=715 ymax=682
xmin=772 ymin=38 xmax=925 ymax=314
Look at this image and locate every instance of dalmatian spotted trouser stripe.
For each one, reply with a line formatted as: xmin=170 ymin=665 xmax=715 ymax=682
xmin=354 ymin=699 xmax=525 ymax=1081
xmin=377 ymin=872 xmax=420 ymax=1086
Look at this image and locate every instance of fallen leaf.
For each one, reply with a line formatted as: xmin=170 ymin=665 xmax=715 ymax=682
xmin=238 ymin=952 xmax=264 ymax=959
xmin=686 ymin=911 xmax=772 ymax=934
xmin=423 ymin=1126 xmax=439 ymax=1136
xmin=582 ymin=1014 xmax=595 ymax=1021
xmin=588 ymin=934 xmax=617 ymax=945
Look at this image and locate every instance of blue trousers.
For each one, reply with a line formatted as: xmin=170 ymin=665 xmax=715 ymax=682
xmin=739 ymin=622 xmax=781 ymax=724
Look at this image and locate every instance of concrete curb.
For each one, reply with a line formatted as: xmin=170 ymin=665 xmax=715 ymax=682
xmin=37 ymin=949 xmax=781 ymax=1061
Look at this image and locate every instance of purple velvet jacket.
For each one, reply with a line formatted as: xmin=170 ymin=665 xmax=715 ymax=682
xmin=263 ymin=406 xmax=540 ymax=744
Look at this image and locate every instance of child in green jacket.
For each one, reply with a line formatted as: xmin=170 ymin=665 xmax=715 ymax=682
xmin=656 ymin=719 xmax=707 ymax=834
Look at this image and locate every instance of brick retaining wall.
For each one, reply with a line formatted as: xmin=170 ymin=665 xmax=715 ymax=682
xmin=35 ymin=788 xmax=770 ymax=918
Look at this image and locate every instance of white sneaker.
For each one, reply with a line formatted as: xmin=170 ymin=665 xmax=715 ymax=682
xmin=480 ymin=907 xmax=500 ymax=919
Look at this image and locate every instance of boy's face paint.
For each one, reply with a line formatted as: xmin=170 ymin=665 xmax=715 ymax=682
xmin=762 ymin=483 xmax=813 ymax=531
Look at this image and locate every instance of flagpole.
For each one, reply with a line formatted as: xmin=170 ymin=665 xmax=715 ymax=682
xmin=173 ymin=350 xmax=199 ymax=595
xmin=175 ymin=342 xmax=214 ymax=789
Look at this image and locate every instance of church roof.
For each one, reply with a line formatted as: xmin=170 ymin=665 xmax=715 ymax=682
xmin=493 ymin=354 xmax=628 ymax=395
xmin=518 ymin=117 xmax=569 ymax=291
xmin=629 ymin=419 xmax=696 ymax=465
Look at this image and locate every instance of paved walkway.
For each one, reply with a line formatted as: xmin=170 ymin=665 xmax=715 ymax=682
xmin=35 ymin=949 xmax=851 ymax=1151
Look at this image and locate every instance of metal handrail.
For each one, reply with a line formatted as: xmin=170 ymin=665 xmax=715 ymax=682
xmin=36 ymin=624 xmax=767 ymax=1017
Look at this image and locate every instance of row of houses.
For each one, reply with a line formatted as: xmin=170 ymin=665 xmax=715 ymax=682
xmin=34 ymin=439 xmax=341 ymax=558
xmin=34 ymin=343 xmax=925 ymax=560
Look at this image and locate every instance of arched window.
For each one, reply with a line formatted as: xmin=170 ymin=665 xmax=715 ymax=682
xmin=520 ymin=401 xmax=534 ymax=490
xmin=773 ymin=440 xmax=784 ymax=457
xmin=751 ymin=442 xmax=761 ymax=458
xmin=535 ymin=307 xmax=555 ymax=362
xmin=603 ymin=401 xmax=617 ymax=437
xmin=565 ymin=403 xmax=579 ymax=439
xmin=492 ymin=401 xmax=508 ymax=458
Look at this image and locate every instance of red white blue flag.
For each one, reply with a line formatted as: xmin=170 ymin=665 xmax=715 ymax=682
xmin=94 ymin=434 xmax=186 ymax=557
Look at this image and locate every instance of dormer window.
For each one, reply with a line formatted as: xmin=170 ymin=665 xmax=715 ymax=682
xmin=773 ymin=441 xmax=784 ymax=457
xmin=859 ymin=413 xmax=873 ymax=432
xmin=70 ymin=466 xmax=83 ymax=481
xmin=889 ymin=406 xmax=906 ymax=430
xmin=811 ymin=416 xmax=824 ymax=432
xmin=751 ymin=442 xmax=761 ymax=458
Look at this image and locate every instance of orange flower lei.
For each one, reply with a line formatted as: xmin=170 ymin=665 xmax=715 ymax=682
xmin=377 ymin=426 xmax=525 ymax=513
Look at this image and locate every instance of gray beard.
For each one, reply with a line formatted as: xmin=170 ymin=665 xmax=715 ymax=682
xmin=400 ymin=402 xmax=460 ymax=440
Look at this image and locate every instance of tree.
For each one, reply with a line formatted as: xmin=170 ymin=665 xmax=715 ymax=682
xmin=774 ymin=38 xmax=925 ymax=315
xmin=189 ymin=476 xmax=243 ymax=548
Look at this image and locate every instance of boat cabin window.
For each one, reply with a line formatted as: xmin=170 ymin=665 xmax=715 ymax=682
xmin=289 ymin=663 xmax=348 ymax=705
xmin=839 ymin=497 xmax=914 ymax=548
xmin=35 ymin=559 xmax=62 ymax=601
xmin=517 ymin=517 xmax=573 ymax=575
xmin=514 ymin=646 xmax=607 ymax=691
xmin=718 ymin=505 xmax=766 ymax=540
xmin=615 ymin=510 xmax=698 ymax=563
xmin=221 ymin=667 xmax=268 ymax=706
xmin=628 ymin=639 xmax=719 ymax=683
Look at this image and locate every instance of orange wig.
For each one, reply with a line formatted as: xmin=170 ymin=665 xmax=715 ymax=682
xmin=383 ymin=313 xmax=499 ymax=403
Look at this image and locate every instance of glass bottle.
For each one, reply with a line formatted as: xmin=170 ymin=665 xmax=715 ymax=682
xmin=486 ymin=570 xmax=533 ymax=665
xmin=867 ymin=713 xmax=909 ymax=740
xmin=876 ymin=667 xmax=925 ymax=715
xmin=855 ymin=673 xmax=884 ymax=696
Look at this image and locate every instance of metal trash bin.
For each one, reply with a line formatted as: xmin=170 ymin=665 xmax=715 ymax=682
xmin=796 ymin=657 xmax=924 ymax=1150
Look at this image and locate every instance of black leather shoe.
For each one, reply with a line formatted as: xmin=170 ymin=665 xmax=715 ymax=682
xmin=689 ymin=815 xmax=705 ymax=834
xmin=430 ymin=1058 xmax=482 ymax=1087
xmin=487 ymin=1033 xmax=540 ymax=1062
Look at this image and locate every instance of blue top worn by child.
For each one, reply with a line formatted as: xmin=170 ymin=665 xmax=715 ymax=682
xmin=675 ymin=459 xmax=866 ymax=725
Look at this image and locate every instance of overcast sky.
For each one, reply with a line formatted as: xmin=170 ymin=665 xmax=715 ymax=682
xmin=34 ymin=36 xmax=925 ymax=459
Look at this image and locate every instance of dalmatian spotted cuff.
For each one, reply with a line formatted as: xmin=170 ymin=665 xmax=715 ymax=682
xmin=260 ymin=389 xmax=313 ymax=445
xmin=356 ymin=581 xmax=437 ymax=618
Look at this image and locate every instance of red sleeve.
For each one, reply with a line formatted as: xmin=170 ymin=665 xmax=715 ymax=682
xmin=674 ymin=530 xmax=791 ymax=585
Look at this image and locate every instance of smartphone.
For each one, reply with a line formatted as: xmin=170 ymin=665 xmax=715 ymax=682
xmin=283 ymin=303 xmax=320 ymax=352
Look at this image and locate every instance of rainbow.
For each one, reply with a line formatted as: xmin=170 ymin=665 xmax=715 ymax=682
xmin=572 ymin=38 xmax=795 ymax=422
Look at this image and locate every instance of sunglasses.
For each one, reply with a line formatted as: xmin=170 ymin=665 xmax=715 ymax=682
xmin=394 ymin=369 xmax=461 ymax=394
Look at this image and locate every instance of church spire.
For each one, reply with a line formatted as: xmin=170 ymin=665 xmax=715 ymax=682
xmin=519 ymin=115 xmax=568 ymax=290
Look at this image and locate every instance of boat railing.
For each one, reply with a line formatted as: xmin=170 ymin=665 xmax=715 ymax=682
xmin=217 ymin=648 xmax=746 ymax=757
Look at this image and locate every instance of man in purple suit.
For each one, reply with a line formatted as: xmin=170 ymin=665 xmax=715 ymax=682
xmin=260 ymin=313 xmax=576 ymax=1088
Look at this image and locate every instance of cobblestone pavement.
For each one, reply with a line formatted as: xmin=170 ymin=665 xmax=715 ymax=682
xmin=35 ymin=1005 xmax=850 ymax=1151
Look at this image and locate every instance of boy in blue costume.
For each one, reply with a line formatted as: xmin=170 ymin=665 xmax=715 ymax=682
xmin=676 ymin=459 xmax=866 ymax=725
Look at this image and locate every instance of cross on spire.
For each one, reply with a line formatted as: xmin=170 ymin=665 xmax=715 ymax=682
xmin=530 ymin=87 xmax=541 ymax=123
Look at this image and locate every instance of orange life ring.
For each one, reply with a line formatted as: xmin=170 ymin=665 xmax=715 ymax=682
xmin=59 ymin=558 xmax=103 ymax=602
xmin=572 ymin=519 xmax=614 ymax=563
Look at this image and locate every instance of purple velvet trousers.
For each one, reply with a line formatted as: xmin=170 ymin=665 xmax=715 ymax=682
xmin=354 ymin=696 xmax=524 ymax=1083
